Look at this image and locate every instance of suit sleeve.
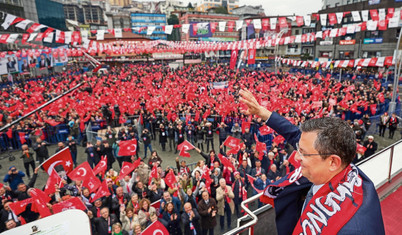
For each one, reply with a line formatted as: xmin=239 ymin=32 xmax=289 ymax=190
xmin=266 ymin=112 xmax=301 ymax=149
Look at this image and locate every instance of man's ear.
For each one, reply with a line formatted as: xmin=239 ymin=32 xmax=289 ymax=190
xmin=328 ymin=155 xmax=342 ymax=172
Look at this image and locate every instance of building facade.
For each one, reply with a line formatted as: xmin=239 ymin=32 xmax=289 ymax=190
xmin=315 ymin=0 xmax=402 ymax=61
xmin=195 ymin=0 xmax=239 ymax=14
xmin=130 ymin=13 xmax=167 ymax=40
xmin=36 ymin=0 xmax=67 ymax=30
xmin=322 ymin=0 xmax=368 ymax=9
xmin=63 ymin=1 xmax=107 ymax=29
xmin=108 ymin=0 xmax=130 ymax=7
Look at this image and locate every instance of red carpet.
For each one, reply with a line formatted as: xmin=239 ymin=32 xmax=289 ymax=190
xmin=381 ymin=185 xmax=402 ymax=235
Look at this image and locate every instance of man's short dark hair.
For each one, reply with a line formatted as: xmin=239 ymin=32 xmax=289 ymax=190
xmin=300 ymin=117 xmax=356 ymax=166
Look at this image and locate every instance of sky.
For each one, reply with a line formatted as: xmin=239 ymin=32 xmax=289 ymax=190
xmin=181 ymin=0 xmax=323 ymax=17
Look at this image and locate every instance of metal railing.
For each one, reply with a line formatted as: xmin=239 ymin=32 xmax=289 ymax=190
xmin=223 ymin=192 xmax=263 ymax=235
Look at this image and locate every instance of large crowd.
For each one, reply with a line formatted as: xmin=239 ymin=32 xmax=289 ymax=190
xmin=0 ymin=63 xmax=400 ymax=234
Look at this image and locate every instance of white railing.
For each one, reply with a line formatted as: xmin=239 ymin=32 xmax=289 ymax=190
xmin=357 ymin=139 xmax=402 ymax=189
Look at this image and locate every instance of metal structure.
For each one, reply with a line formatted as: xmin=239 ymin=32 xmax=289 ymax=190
xmin=274 ymin=28 xmax=289 ymax=73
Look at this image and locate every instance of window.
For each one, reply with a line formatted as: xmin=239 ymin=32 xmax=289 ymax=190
xmin=339 ymin=51 xmax=354 ymax=59
xmin=363 ymin=51 xmax=381 ymax=58
xmin=365 ymin=30 xmax=382 ymax=38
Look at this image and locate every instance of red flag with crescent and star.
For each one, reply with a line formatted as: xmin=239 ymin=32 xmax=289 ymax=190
xmin=44 ymin=169 xmax=64 ymax=195
xmin=118 ymin=160 xmax=138 ymax=180
xmin=52 ymin=197 xmax=87 ymax=214
xmin=230 ymin=50 xmax=238 ymax=70
xmin=142 ymin=220 xmax=169 ymax=235
xmin=41 ymin=147 xmax=73 ymax=175
xmin=90 ymin=180 xmax=111 ymax=202
xmin=118 ymin=139 xmax=137 ymax=156
xmin=93 ymin=155 xmax=107 ymax=178
xmin=68 ymin=162 xmax=101 ymax=193
xmin=177 ymin=140 xmax=194 ymax=158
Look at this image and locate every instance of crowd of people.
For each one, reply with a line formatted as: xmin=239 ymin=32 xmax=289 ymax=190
xmin=0 ymin=63 xmax=399 ymax=234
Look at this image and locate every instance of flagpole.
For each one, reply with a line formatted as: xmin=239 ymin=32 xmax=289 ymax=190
xmin=0 ymin=82 xmax=84 ymax=133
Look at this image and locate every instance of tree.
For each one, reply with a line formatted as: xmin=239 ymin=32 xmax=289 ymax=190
xmin=214 ymin=6 xmax=229 ymax=14
xmin=167 ymin=14 xmax=179 ymax=25
xmin=187 ymin=2 xmax=194 ymax=9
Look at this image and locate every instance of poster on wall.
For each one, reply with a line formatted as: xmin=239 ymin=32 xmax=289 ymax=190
xmin=37 ymin=52 xmax=52 ymax=69
xmin=52 ymin=46 xmax=69 ymax=66
xmin=368 ymin=0 xmax=380 ymax=4
xmin=0 ymin=55 xmax=19 ymax=75
xmin=190 ymin=23 xmax=212 ymax=37
xmin=18 ymin=56 xmax=30 ymax=74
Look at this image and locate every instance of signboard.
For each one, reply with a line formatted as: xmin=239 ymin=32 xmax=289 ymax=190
xmin=190 ymin=23 xmax=212 ymax=38
xmin=339 ymin=40 xmax=356 ymax=45
xmin=363 ymin=38 xmax=383 ymax=44
xmin=0 ymin=55 xmax=19 ymax=75
xmin=320 ymin=41 xmax=333 ymax=45
xmin=368 ymin=0 xmax=381 ymax=5
xmin=199 ymin=37 xmax=237 ymax=42
xmin=1 ymin=209 xmax=91 ymax=235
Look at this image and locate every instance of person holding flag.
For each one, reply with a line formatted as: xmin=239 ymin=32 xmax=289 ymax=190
xmin=239 ymin=89 xmax=385 ymax=235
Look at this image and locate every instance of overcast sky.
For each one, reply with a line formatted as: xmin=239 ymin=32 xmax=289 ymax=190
xmin=181 ymin=0 xmax=323 ymax=17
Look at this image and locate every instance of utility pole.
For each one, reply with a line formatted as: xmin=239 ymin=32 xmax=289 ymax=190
xmin=389 ymin=29 xmax=402 ymax=114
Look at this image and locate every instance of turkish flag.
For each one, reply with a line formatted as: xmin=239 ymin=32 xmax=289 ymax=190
xmin=118 ymin=139 xmax=137 ymax=156
xmin=52 ymin=197 xmax=87 ymax=214
xmin=91 ymin=180 xmax=111 ymax=202
xmin=18 ymin=132 xmax=26 ymax=144
xmin=272 ymin=135 xmax=285 ymax=145
xmin=68 ymin=162 xmax=101 ymax=193
xmin=30 ymin=188 xmax=52 ymax=218
xmin=41 ymin=147 xmax=74 ymax=175
xmin=230 ymin=50 xmax=238 ymax=70
xmin=118 ymin=160 xmax=138 ymax=180
xmin=356 ymin=143 xmax=366 ymax=154
xmin=288 ymin=150 xmax=301 ymax=168
xmin=218 ymin=154 xmax=235 ymax=171
xmin=296 ymin=16 xmax=304 ymax=26
xmin=328 ymin=13 xmax=337 ymax=25
xmin=148 ymin=165 xmax=158 ymax=184
xmin=164 ymin=170 xmax=178 ymax=189
xmin=254 ymin=134 xmax=266 ymax=160
xmin=142 ymin=221 xmax=169 ymax=235
xmin=259 ymin=125 xmax=274 ymax=135
xmin=44 ymin=169 xmax=64 ymax=195
xmin=177 ymin=140 xmax=194 ymax=158
xmin=370 ymin=9 xmax=379 ymax=21
xmin=93 ymin=155 xmax=107 ymax=177
xmin=224 ymin=136 xmax=241 ymax=149
xmin=246 ymin=174 xmax=263 ymax=193
xmin=8 ymin=198 xmax=33 ymax=215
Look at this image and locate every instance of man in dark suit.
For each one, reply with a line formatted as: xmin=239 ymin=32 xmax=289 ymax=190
xmin=6 ymin=57 xmax=17 ymax=73
xmin=88 ymin=207 xmax=118 ymax=235
xmin=362 ymin=135 xmax=377 ymax=159
xmin=182 ymin=202 xmax=202 ymax=235
xmin=251 ymin=160 xmax=266 ymax=177
xmin=39 ymin=54 xmax=50 ymax=68
xmin=197 ymin=191 xmax=217 ymax=235
xmin=239 ymin=89 xmax=385 ymax=235
xmin=20 ymin=59 xmax=29 ymax=72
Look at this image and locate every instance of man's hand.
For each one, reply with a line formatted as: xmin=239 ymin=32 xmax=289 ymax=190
xmin=239 ymin=89 xmax=272 ymax=121
xmin=34 ymin=167 xmax=40 ymax=174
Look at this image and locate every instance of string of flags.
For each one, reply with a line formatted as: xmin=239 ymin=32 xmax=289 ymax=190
xmin=1 ymin=5 xmax=402 ymax=46
xmin=277 ymin=56 xmax=395 ymax=68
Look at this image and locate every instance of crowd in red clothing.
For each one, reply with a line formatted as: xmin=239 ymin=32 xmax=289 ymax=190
xmin=0 ymin=63 xmax=392 ymax=234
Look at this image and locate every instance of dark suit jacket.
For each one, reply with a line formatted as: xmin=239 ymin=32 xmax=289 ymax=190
xmin=182 ymin=208 xmax=202 ymax=235
xmin=197 ymin=198 xmax=217 ymax=229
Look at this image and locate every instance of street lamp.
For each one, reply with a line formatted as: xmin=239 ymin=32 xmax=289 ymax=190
xmin=274 ymin=28 xmax=288 ymax=74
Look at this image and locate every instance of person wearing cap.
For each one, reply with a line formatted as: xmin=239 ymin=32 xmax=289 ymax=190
xmin=4 ymin=167 xmax=24 ymax=192
xmin=362 ymin=136 xmax=378 ymax=160
xmin=379 ymin=112 xmax=390 ymax=137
